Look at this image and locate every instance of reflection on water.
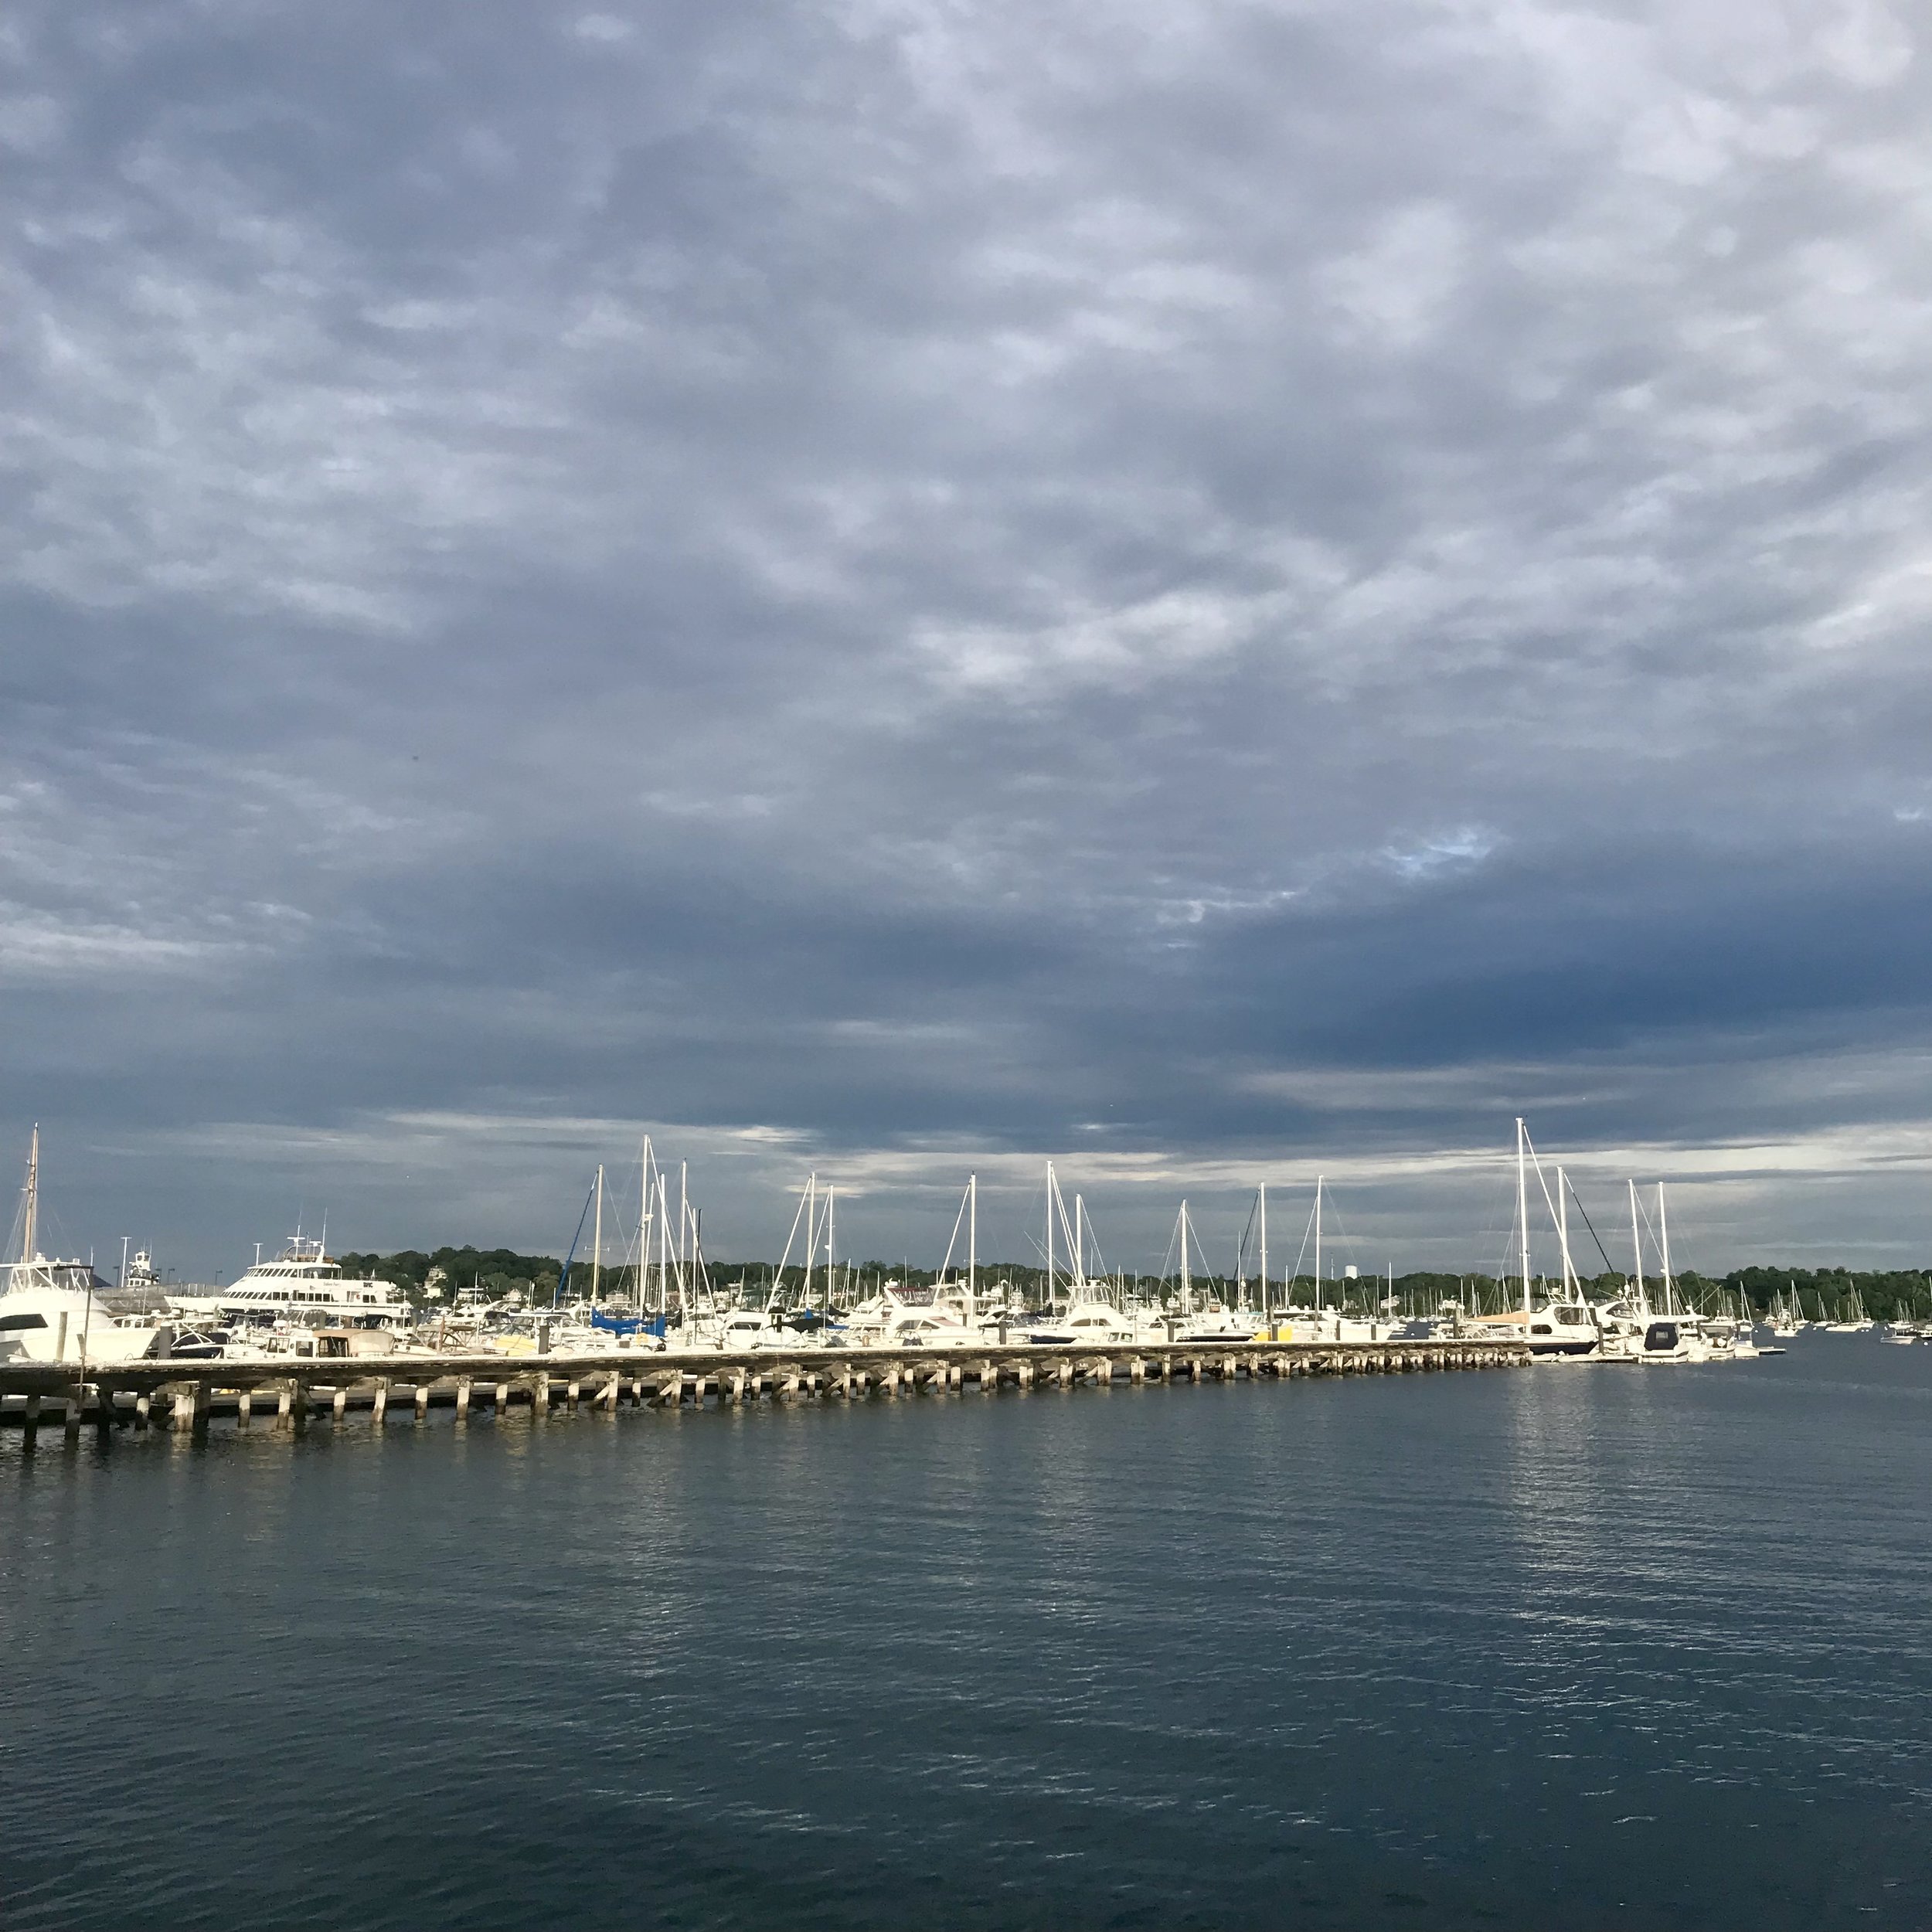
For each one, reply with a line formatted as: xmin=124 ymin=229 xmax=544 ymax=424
xmin=5 ymin=1339 xmax=1930 ymax=1930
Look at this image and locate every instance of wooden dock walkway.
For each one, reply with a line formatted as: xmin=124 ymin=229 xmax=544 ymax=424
xmin=0 ymin=1337 xmax=1528 ymax=1444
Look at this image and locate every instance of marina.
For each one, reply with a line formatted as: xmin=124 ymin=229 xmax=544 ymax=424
xmin=5 ymin=1119 xmax=1907 ymax=1448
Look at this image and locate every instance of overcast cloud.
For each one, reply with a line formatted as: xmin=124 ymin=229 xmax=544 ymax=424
xmin=4 ymin=0 xmax=1930 ymax=1279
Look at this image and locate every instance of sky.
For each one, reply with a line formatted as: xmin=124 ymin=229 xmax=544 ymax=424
xmin=5 ymin=0 xmax=1931 ymax=1284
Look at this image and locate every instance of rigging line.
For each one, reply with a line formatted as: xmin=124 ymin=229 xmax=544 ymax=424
xmin=1564 ymin=1175 xmax=1620 ymax=1277
xmin=1635 ymin=1189 xmax=1662 ymax=1253
xmin=1526 ymin=1137 xmax=1564 ymax=1238
xmin=553 ymin=1177 xmax=598 ymax=1308
xmin=1289 ymin=1193 xmax=1318 ymax=1287
xmin=1155 ymin=1213 xmax=1181 ymax=1287
xmin=938 ymin=1180 xmax=970 ymax=1280
xmin=1320 ymin=1189 xmax=1363 ymax=1270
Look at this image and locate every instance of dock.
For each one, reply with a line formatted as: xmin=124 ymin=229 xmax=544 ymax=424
xmin=0 ymin=1337 xmax=1528 ymax=1444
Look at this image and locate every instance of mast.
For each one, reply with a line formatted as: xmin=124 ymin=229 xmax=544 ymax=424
xmin=802 ymin=1173 xmax=817 ymax=1306
xmin=1259 ymin=1182 xmax=1267 ymax=1322
xmin=591 ymin=1163 xmax=604 ymax=1304
xmin=1074 ymin=1193 xmax=1085 ymax=1291
xmin=1556 ymin=1163 xmax=1573 ymax=1296
xmin=658 ymin=1170 xmax=671 ymax=1314
xmin=968 ymin=1172 xmax=977 ymax=1317
xmin=1046 ymin=1160 xmax=1056 ymax=1311
xmin=1180 ymin=1200 xmax=1192 ymax=1311
xmin=1658 ymin=1183 xmax=1675 ymax=1315
xmin=825 ymin=1185 xmax=836 ymax=1296
xmin=1628 ymin=1179 xmax=1645 ymax=1314
xmin=1314 ymin=1174 xmax=1323 ymax=1314
xmin=1515 ymin=1118 xmax=1531 ymax=1320
xmin=645 ymin=1128 xmax=661 ymax=1314
xmin=22 ymin=1123 xmax=39 ymax=1261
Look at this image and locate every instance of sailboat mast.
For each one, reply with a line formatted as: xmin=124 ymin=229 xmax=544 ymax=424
xmin=1259 ymin=1182 xmax=1267 ymax=1321
xmin=22 ymin=1124 xmax=38 ymax=1262
xmin=1180 ymin=1201 xmax=1192 ymax=1311
xmin=661 ymin=1170 xmax=675 ymax=1315
xmin=645 ymin=1128 xmax=661 ymax=1314
xmin=1556 ymin=1164 xmax=1573 ymax=1295
xmin=1046 ymin=1160 xmax=1056 ymax=1310
xmin=968 ymin=1173 xmax=977 ymax=1315
xmin=1628 ymin=1179 xmax=1645 ymax=1313
xmin=1515 ymin=1118 xmax=1531 ymax=1319
xmin=592 ymin=1163 xmax=604 ymax=1304
xmin=1074 ymin=1194 xmax=1085 ymax=1290
xmin=802 ymin=1173 xmax=817 ymax=1306
xmin=1658 ymin=1183 xmax=1675 ymax=1315
xmin=1314 ymin=1175 xmax=1323 ymax=1314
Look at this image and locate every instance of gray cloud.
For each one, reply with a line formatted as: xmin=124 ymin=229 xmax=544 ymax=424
xmin=4 ymin=0 xmax=1931 ymax=1278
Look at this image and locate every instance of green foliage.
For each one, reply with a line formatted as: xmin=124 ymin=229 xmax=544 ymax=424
xmin=332 ymin=1246 xmax=1932 ymax=1321
xmin=338 ymin=1246 xmax=563 ymax=1308
xmin=1722 ymin=1266 xmax=1930 ymax=1322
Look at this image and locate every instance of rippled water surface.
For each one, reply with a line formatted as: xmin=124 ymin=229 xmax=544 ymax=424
xmin=6 ymin=1340 xmax=1932 ymax=1929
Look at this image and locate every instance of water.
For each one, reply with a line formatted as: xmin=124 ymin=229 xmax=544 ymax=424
xmin=5 ymin=1342 xmax=1932 ymax=1930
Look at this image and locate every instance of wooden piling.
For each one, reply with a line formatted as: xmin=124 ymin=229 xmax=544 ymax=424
xmin=371 ymin=1379 xmax=389 ymax=1426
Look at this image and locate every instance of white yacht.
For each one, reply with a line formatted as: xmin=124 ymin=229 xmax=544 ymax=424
xmin=1 ymin=1128 xmax=173 ymax=1367
xmin=1026 ymin=1298 xmax=1141 ymax=1346
xmin=176 ymin=1234 xmax=413 ymax=1329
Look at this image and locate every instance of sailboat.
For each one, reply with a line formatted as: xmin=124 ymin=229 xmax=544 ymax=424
xmin=1025 ymin=1165 xmax=1144 ymax=1346
xmin=1468 ymin=1121 xmax=1604 ymax=1358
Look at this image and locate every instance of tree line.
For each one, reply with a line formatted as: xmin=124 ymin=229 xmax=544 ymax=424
xmin=336 ymin=1248 xmax=1932 ymax=1319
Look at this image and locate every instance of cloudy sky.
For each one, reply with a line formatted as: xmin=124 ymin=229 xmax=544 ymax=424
xmin=5 ymin=0 xmax=1931 ymax=1282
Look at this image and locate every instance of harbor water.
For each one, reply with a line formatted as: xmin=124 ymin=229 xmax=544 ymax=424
xmin=5 ymin=1338 xmax=1931 ymax=1929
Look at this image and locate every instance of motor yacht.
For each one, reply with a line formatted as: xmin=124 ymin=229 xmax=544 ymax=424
xmin=1025 ymin=1298 xmax=1141 ymax=1346
xmin=1 ymin=1130 xmax=173 ymax=1367
xmin=177 ymin=1235 xmax=414 ymax=1331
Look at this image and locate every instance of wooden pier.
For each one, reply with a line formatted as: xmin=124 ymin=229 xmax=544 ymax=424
xmin=0 ymin=1338 xmax=1528 ymax=1445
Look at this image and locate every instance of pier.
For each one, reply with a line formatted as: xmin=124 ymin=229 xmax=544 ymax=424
xmin=0 ymin=1337 xmax=1527 ymax=1443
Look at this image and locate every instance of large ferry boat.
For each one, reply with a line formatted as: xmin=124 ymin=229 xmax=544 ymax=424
xmin=169 ymin=1235 xmax=413 ymax=1329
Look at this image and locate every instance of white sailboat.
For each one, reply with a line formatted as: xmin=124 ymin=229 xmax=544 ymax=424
xmin=1467 ymin=1121 xmax=1603 ymax=1358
